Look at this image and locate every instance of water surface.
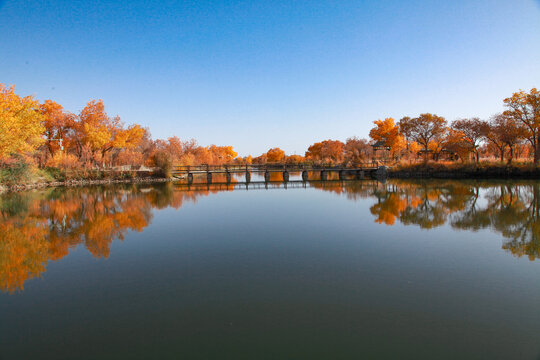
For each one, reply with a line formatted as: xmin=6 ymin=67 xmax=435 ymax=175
xmin=1 ymin=176 xmax=540 ymax=359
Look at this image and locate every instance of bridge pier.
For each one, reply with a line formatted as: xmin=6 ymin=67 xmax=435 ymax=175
xmin=172 ymin=164 xmax=379 ymax=183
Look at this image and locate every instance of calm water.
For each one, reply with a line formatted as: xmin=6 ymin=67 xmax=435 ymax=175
xmin=1 ymin=174 xmax=540 ymax=359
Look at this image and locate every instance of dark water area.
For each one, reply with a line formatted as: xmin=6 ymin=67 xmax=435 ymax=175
xmin=1 ymin=175 xmax=540 ymax=359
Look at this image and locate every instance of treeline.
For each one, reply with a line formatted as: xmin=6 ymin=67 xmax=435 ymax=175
xmin=254 ymin=88 xmax=539 ymax=166
xmin=367 ymin=88 xmax=540 ymax=164
xmin=1 ymin=84 xmax=539 ymax=183
xmin=1 ymin=84 xmax=241 ymax=178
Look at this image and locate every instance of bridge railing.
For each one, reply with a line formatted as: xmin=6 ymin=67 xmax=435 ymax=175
xmin=171 ymin=162 xmax=379 ymax=173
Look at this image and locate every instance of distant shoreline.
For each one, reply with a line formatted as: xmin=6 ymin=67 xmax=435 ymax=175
xmin=0 ymin=176 xmax=176 ymax=193
xmin=3 ymin=166 xmax=540 ymax=194
xmin=387 ymin=164 xmax=540 ymax=179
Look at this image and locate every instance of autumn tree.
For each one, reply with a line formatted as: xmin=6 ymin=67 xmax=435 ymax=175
xmin=252 ymin=154 xmax=267 ymax=164
xmin=305 ymin=140 xmax=344 ymax=164
xmin=486 ymin=114 xmax=527 ymax=164
xmin=285 ymin=154 xmax=304 ymax=164
xmin=266 ymin=148 xmax=286 ymax=162
xmin=398 ymin=116 xmax=414 ymax=145
xmin=504 ymin=88 xmax=540 ymax=163
xmin=344 ymin=137 xmax=372 ymax=165
xmin=76 ymin=100 xmax=144 ymax=165
xmin=369 ymin=117 xmax=405 ymax=157
xmin=482 ymin=116 xmax=507 ymax=162
xmin=442 ymin=128 xmax=471 ymax=161
xmin=40 ymin=100 xmax=76 ymax=158
xmin=451 ymin=118 xmax=486 ymax=163
xmin=208 ymin=145 xmax=238 ymax=164
xmin=0 ymin=84 xmax=45 ymax=159
xmin=399 ymin=113 xmax=447 ymax=161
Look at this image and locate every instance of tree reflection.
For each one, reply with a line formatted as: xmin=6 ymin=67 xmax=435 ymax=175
xmin=3 ymin=179 xmax=540 ymax=292
xmin=0 ymin=183 xmax=217 ymax=292
xmin=315 ymin=180 xmax=540 ymax=261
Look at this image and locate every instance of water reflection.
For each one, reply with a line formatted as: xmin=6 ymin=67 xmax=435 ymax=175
xmin=0 ymin=182 xmax=229 ymax=293
xmin=2 ymin=179 xmax=540 ymax=293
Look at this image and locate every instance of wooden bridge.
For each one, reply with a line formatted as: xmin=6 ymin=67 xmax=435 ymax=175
xmin=172 ymin=163 xmax=385 ymax=183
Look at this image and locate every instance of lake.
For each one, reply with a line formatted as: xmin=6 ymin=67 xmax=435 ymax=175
xmin=1 ymin=174 xmax=540 ymax=359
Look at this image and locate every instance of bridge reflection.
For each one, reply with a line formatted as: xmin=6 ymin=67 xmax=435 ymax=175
xmin=174 ymin=179 xmax=380 ymax=191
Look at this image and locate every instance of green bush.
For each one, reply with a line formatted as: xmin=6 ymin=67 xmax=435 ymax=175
xmin=0 ymin=156 xmax=31 ymax=185
xmin=42 ymin=167 xmax=64 ymax=181
xmin=151 ymin=151 xmax=173 ymax=178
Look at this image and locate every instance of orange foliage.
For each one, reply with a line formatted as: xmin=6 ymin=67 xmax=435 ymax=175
xmin=46 ymin=151 xmax=81 ymax=171
xmin=0 ymin=84 xmax=45 ymax=159
xmin=369 ymin=117 xmax=406 ymax=156
xmin=41 ymin=100 xmax=76 ymax=157
xmin=305 ymin=140 xmax=345 ymax=164
xmin=266 ymin=148 xmax=286 ymax=162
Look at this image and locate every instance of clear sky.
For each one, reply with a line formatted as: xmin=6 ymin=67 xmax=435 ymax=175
xmin=1 ymin=0 xmax=539 ymax=156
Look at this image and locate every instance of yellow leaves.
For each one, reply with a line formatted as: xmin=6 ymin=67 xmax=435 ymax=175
xmin=46 ymin=151 xmax=81 ymax=170
xmin=266 ymin=148 xmax=285 ymax=162
xmin=119 ymin=125 xmax=144 ymax=150
xmin=0 ymin=84 xmax=45 ymax=159
xmin=305 ymin=140 xmax=345 ymax=164
xmin=409 ymin=141 xmax=421 ymax=154
xmin=369 ymin=117 xmax=405 ymax=155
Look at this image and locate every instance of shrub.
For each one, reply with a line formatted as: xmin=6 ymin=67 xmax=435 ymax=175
xmin=46 ymin=152 xmax=82 ymax=180
xmin=0 ymin=155 xmax=31 ymax=185
xmin=150 ymin=150 xmax=173 ymax=178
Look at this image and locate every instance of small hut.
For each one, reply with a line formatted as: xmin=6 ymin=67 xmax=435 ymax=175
xmin=371 ymin=140 xmax=391 ymax=161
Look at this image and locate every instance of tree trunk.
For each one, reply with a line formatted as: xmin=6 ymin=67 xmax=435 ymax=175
xmin=507 ymin=146 xmax=514 ymax=165
xmin=535 ymin=134 xmax=540 ymax=164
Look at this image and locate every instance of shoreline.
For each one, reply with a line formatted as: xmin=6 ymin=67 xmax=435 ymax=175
xmin=387 ymin=164 xmax=540 ymax=179
xmin=2 ymin=165 xmax=540 ymax=193
xmin=0 ymin=177 xmax=177 ymax=193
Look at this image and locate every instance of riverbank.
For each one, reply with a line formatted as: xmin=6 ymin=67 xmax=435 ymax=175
xmin=387 ymin=163 xmax=540 ymax=179
xmin=0 ymin=176 xmax=177 ymax=193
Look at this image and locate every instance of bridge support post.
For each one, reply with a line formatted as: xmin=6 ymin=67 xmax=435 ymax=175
xmin=245 ymin=171 xmax=251 ymax=183
xmin=187 ymin=173 xmax=193 ymax=184
xmin=320 ymin=170 xmax=327 ymax=181
xmin=339 ymin=170 xmax=345 ymax=180
xmin=356 ymin=170 xmax=364 ymax=179
xmin=264 ymin=171 xmax=270 ymax=182
xmin=302 ymin=170 xmax=308 ymax=181
xmin=226 ymin=172 xmax=231 ymax=183
xmin=375 ymin=165 xmax=388 ymax=179
xmin=283 ymin=171 xmax=289 ymax=182
xmin=207 ymin=172 xmax=212 ymax=183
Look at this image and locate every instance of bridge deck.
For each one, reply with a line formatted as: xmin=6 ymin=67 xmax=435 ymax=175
xmin=172 ymin=163 xmax=380 ymax=175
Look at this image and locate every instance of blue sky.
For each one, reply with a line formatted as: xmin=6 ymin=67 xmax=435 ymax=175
xmin=1 ymin=0 xmax=539 ymax=156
